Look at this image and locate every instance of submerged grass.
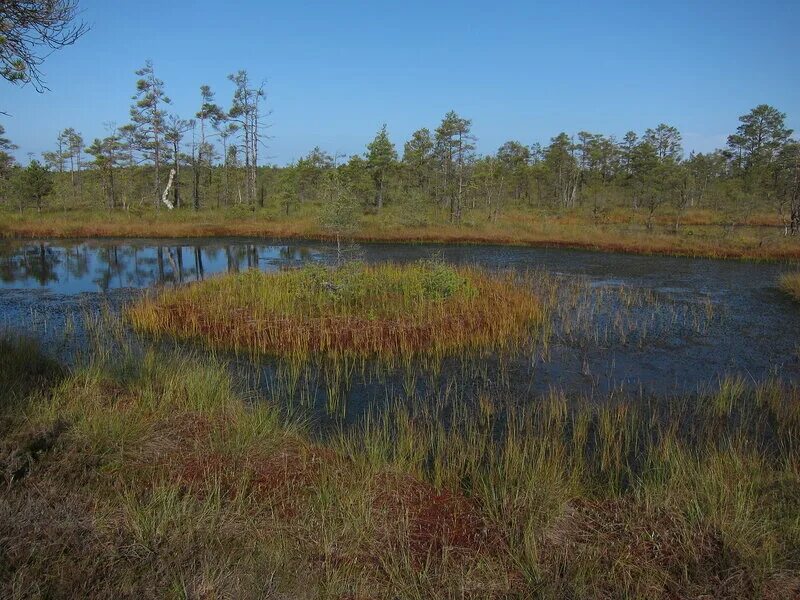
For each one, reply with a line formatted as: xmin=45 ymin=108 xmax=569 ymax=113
xmin=1 ymin=334 xmax=799 ymax=598
xmin=126 ymin=261 xmax=545 ymax=364
xmin=781 ymin=273 xmax=800 ymax=301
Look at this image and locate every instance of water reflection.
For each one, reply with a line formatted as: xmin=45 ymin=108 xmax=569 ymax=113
xmin=0 ymin=240 xmax=324 ymax=293
xmin=1 ymin=237 xmax=799 ymax=399
xmin=0 ymin=243 xmax=62 ymax=287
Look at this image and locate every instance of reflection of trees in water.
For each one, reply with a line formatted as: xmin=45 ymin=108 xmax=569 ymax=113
xmin=128 ymin=245 xmax=208 ymax=286
xmin=63 ymin=244 xmax=90 ymax=281
xmin=194 ymin=246 xmax=204 ymax=280
xmin=246 ymin=245 xmax=259 ymax=270
xmin=93 ymin=245 xmax=160 ymax=291
xmin=93 ymin=245 xmax=126 ymax=291
xmin=203 ymin=246 xmax=221 ymax=264
xmin=225 ymin=246 xmax=239 ymax=273
xmin=86 ymin=244 xmax=211 ymax=289
xmin=115 ymin=245 xmax=199 ymax=287
xmin=157 ymin=247 xmax=164 ymax=282
xmin=0 ymin=243 xmax=61 ymax=286
xmin=158 ymin=246 xmax=206 ymax=284
xmin=128 ymin=246 xmax=166 ymax=286
xmin=223 ymin=244 xmax=261 ymax=274
xmin=127 ymin=247 xmax=150 ymax=288
xmin=0 ymin=246 xmax=25 ymax=283
xmin=279 ymin=245 xmax=312 ymax=261
xmin=175 ymin=247 xmax=184 ymax=283
xmin=161 ymin=247 xmax=185 ymax=284
xmin=0 ymin=242 xmax=318 ymax=290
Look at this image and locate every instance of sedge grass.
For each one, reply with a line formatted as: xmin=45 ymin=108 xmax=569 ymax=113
xmin=126 ymin=261 xmax=545 ymax=366
xmin=2 ymin=332 xmax=799 ymax=598
xmin=780 ymin=272 xmax=800 ymax=301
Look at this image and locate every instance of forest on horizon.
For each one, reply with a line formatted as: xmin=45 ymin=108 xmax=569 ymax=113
xmin=2 ymin=64 xmax=798 ymax=235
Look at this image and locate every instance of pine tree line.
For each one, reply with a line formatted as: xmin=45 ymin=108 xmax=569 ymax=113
xmin=1 ymin=61 xmax=798 ymax=234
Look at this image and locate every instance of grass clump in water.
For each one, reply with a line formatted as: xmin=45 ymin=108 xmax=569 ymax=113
xmin=126 ymin=260 xmax=545 ymax=363
xmin=780 ymin=272 xmax=800 ymax=301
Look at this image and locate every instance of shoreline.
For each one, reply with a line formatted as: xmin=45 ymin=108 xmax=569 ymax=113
xmin=3 ymin=218 xmax=800 ymax=262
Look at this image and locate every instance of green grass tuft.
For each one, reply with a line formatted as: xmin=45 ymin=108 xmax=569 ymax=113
xmin=780 ymin=272 xmax=800 ymax=301
xmin=126 ymin=261 xmax=545 ymax=364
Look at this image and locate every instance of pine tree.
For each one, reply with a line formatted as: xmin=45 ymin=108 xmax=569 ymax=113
xmin=13 ymin=159 xmax=52 ymax=212
xmin=402 ymin=128 xmax=434 ymax=192
xmin=365 ymin=124 xmax=397 ymax=210
xmin=434 ymin=111 xmax=475 ymax=222
xmin=87 ymin=133 xmax=124 ymax=210
xmin=130 ymin=60 xmax=171 ymax=207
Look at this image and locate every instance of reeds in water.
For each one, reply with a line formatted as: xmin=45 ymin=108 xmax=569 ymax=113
xmin=780 ymin=272 xmax=800 ymax=301
xmin=126 ymin=260 xmax=546 ymax=367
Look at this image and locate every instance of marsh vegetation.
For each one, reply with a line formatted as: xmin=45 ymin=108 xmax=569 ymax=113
xmin=2 ymin=330 xmax=799 ymax=598
xmin=1 ymin=239 xmax=799 ymax=598
xmin=126 ymin=261 xmax=545 ymax=364
xmin=781 ymin=273 xmax=800 ymax=301
xmin=2 ymin=3 xmax=799 ymax=598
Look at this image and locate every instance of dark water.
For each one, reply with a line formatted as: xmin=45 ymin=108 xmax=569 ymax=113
xmin=2 ymin=237 xmax=799 ymax=413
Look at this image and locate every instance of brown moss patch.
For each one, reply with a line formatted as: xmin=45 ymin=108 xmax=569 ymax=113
xmin=371 ymin=472 xmax=508 ymax=568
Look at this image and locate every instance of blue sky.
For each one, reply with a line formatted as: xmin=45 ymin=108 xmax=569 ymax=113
xmin=3 ymin=0 xmax=799 ymax=164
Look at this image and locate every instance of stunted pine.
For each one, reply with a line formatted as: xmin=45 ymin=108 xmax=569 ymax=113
xmin=130 ymin=60 xmax=171 ymax=208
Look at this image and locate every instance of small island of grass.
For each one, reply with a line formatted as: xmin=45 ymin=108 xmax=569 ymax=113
xmin=127 ymin=261 xmax=545 ymax=362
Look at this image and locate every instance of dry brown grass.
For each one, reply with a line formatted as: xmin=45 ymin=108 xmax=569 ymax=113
xmin=3 ymin=207 xmax=799 ymax=260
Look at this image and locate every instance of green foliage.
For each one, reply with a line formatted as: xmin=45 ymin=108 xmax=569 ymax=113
xmin=12 ymin=159 xmax=53 ymax=211
xmin=274 ymin=166 xmax=298 ymax=215
xmin=402 ymin=127 xmax=434 ymax=192
xmin=130 ymin=60 xmax=172 ymax=206
xmin=0 ymin=124 xmax=17 ymax=182
xmin=644 ymin=123 xmax=683 ymax=161
xmin=365 ymin=124 xmax=397 ymax=209
xmin=86 ymin=133 xmax=124 ymax=209
xmin=417 ymin=258 xmax=471 ymax=300
xmin=543 ymin=132 xmax=580 ymax=208
xmin=435 ymin=110 xmax=475 ymax=221
xmin=289 ymin=260 xmax=473 ymax=312
xmin=727 ymin=104 xmax=794 ymax=170
xmin=7 ymin=102 xmax=799 ymax=235
xmin=339 ymin=154 xmax=374 ymax=207
xmin=318 ymin=172 xmax=360 ymax=257
xmin=395 ymin=188 xmax=433 ymax=227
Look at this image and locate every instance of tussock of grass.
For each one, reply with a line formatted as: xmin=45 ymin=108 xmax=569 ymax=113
xmin=780 ymin=273 xmax=800 ymax=301
xmin=127 ymin=261 xmax=545 ymax=362
xmin=2 ymin=335 xmax=800 ymax=598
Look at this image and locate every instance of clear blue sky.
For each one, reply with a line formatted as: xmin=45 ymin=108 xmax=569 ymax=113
xmin=3 ymin=0 xmax=799 ymax=164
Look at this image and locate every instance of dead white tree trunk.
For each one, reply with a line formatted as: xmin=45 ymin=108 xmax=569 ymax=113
xmin=161 ymin=168 xmax=176 ymax=210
